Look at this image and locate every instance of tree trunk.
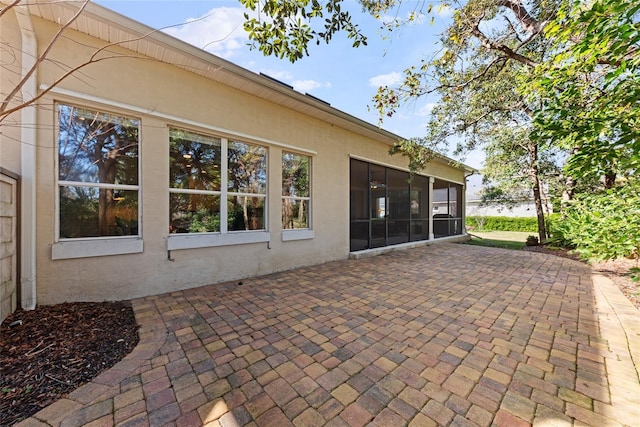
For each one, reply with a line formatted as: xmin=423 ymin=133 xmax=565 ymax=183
xmin=297 ymin=199 xmax=304 ymax=225
xmin=97 ymin=135 xmax=118 ymax=236
xmin=604 ymin=171 xmax=616 ymax=189
xmin=561 ymin=147 xmax=579 ymax=217
xmin=242 ymin=196 xmax=249 ymax=230
xmin=528 ymin=143 xmax=547 ymax=242
xmin=561 ymin=174 xmax=576 ymax=217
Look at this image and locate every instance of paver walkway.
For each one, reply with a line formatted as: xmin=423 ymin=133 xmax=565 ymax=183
xmin=16 ymin=243 xmax=640 ymax=426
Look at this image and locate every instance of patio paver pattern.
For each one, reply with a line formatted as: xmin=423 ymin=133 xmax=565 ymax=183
xmin=16 ymin=243 xmax=640 ymax=426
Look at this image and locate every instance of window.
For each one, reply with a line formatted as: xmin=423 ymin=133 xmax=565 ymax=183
xmin=228 ymin=141 xmax=267 ymax=231
xmin=169 ymin=129 xmax=267 ymax=234
xmin=282 ymin=152 xmax=310 ymax=229
xmin=57 ymin=104 xmax=139 ymax=239
xmin=169 ymin=129 xmax=222 ymax=233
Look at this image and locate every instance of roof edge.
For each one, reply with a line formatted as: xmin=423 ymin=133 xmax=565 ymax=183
xmin=29 ymin=0 xmax=476 ymax=173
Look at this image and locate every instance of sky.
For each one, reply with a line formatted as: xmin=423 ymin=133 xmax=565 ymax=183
xmin=94 ymin=0 xmax=485 ymax=175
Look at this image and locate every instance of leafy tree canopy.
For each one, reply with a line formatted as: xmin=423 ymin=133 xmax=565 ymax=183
xmin=530 ymin=0 xmax=640 ymax=182
xmin=240 ymin=0 xmax=370 ymax=62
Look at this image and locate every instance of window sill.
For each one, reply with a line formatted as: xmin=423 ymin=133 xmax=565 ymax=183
xmin=282 ymin=229 xmax=314 ymax=241
xmin=52 ymin=238 xmax=143 ymax=260
xmin=167 ymin=231 xmax=270 ymax=250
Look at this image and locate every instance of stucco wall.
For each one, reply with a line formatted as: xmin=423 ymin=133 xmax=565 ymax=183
xmin=0 ymin=9 xmax=24 ymax=176
xmin=18 ymin=17 xmax=466 ymax=304
xmin=1 ymin=9 xmax=26 ymax=320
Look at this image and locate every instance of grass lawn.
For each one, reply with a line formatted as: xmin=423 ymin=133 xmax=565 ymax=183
xmin=465 ymin=230 xmax=534 ymax=250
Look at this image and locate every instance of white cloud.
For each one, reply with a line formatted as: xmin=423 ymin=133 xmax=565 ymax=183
xmin=436 ymin=5 xmax=454 ymax=17
xmin=163 ymin=7 xmax=249 ymax=59
xmin=383 ymin=5 xmax=453 ymax=24
xmin=462 ymin=149 xmax=485 ymax=169
xmin=369 ymin=71 xmax=403 ymax=87
xmin=292 ymin=80 xmax=331 ymax=92
xmin=261 ymin=69 xmax=293 ymax=81
xmin=417 ymin=102 xmax=436 ymax=117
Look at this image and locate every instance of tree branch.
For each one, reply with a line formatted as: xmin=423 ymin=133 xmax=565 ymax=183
xmin=0 ymin=0 xmax=22 ymax=20
xmin=1 ymin=1 xmax=226 ymax=121
xmin=503 ymin=16 xmax=523 ymax=43
xmin=472 ymin=26 xmax=538 ymax=68
xmin=448 ymin=56 xmax=508 ymax=91
xmin=1 ymin=0 xmax=90 ymax=115
xmin=496 ymin=0 xmax=545 ymax=34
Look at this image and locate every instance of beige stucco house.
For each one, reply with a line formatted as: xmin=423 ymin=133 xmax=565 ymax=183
xmin=0 ymin=1 xmax=472 ymax=322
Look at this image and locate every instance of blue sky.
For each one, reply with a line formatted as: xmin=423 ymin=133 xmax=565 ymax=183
xmin=95 ymin=1 xmax=483 ymax=172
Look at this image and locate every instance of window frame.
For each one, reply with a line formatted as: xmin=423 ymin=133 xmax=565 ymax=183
xmin=168 ymin=128 xmax=223 ymax=234
xmin=226 ymin=139 xmax=268 ymax=233
xmin=167 ymin=129 xmax=270 ymax=250
xmin=281 ymin=151 xmax=312 ymax=236
xmin=52 ymin=102 xmax=143 ymax=260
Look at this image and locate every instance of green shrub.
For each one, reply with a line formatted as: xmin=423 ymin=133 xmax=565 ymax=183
xmin=546 ymin=213 xmax=576 ymax=248
xmin=466 ymin=216 xmax=538 ymax=232
xmin=554 ymin=181 xmax=640 ymax=280
xmin=561 ymin=184 xmax=639 ymax=259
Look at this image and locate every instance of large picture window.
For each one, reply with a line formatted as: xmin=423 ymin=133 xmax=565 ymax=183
xmin=169 ymin=129 xmax=267 ymax=234
xmin=282 ymin=152 xmax=310 ymax=229
xmin=57 ymin=104 xmax=139 ymax=239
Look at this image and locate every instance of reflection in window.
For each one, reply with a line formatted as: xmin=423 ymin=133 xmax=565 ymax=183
xmin=228 ymin=141 xmax=267 ymax=231
xmin=169 ymin=131 xmax=268 ymax=233
xmin=349 ymin=159 xmax=435 ymax=251
xmin=409 ymin=175 xmax=429 ymax=241
xmin=282 ymin=152 xmax=310 ymax=229
xmin=169 ymin=129 xmax=221 ymax=233
xmin=228 ymin=141 xmax=267 ymax=193
xmin=228 ymin=196 xmax=265 ymax=231
xmin=57 ymin=104 xmax=139 ymax=238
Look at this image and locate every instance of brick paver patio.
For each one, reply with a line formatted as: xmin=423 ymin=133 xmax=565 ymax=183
xmin=16 ymin=243 xmax=640 ymax=426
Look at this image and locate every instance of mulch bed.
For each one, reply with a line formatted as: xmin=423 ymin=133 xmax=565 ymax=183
xmin=0 ymin=302 xmax=139 ymax=426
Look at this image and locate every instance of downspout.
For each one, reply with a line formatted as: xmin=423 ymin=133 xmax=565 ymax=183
xmin=15 ymin=5 xmax=37 ymax=310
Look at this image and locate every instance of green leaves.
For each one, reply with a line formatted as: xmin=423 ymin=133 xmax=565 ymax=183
xmin=388 ymin=138 xmax=440 ymax=175
xmin=240 ymin=0 xmax=639 ymax=266
xmin=553 ymin=180 xmax=640 ymax=272
xmin=532 ymin=0 xmax=640 ymax=180
xmin=240 ymin=0 xmax=367 ymax=62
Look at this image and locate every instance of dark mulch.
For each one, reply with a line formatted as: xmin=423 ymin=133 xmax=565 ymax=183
xmin=0 ymin=301 xmax=139 ymax=426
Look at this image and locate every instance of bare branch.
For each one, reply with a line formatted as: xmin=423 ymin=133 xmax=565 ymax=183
xmin=1 ymin=1 xmax=229 ymax=121
xmin=0 ymin=54 xmax=147 ymax=121
xmin=1 ymin=0 xmax=90 ymax=115
xmin=503 ymin=16 xmax=523 ymax=42
xmin=450 ymin=56 xmax=508 ymax=90
xmin=0 ymin=0 xmax=22 ymax=20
